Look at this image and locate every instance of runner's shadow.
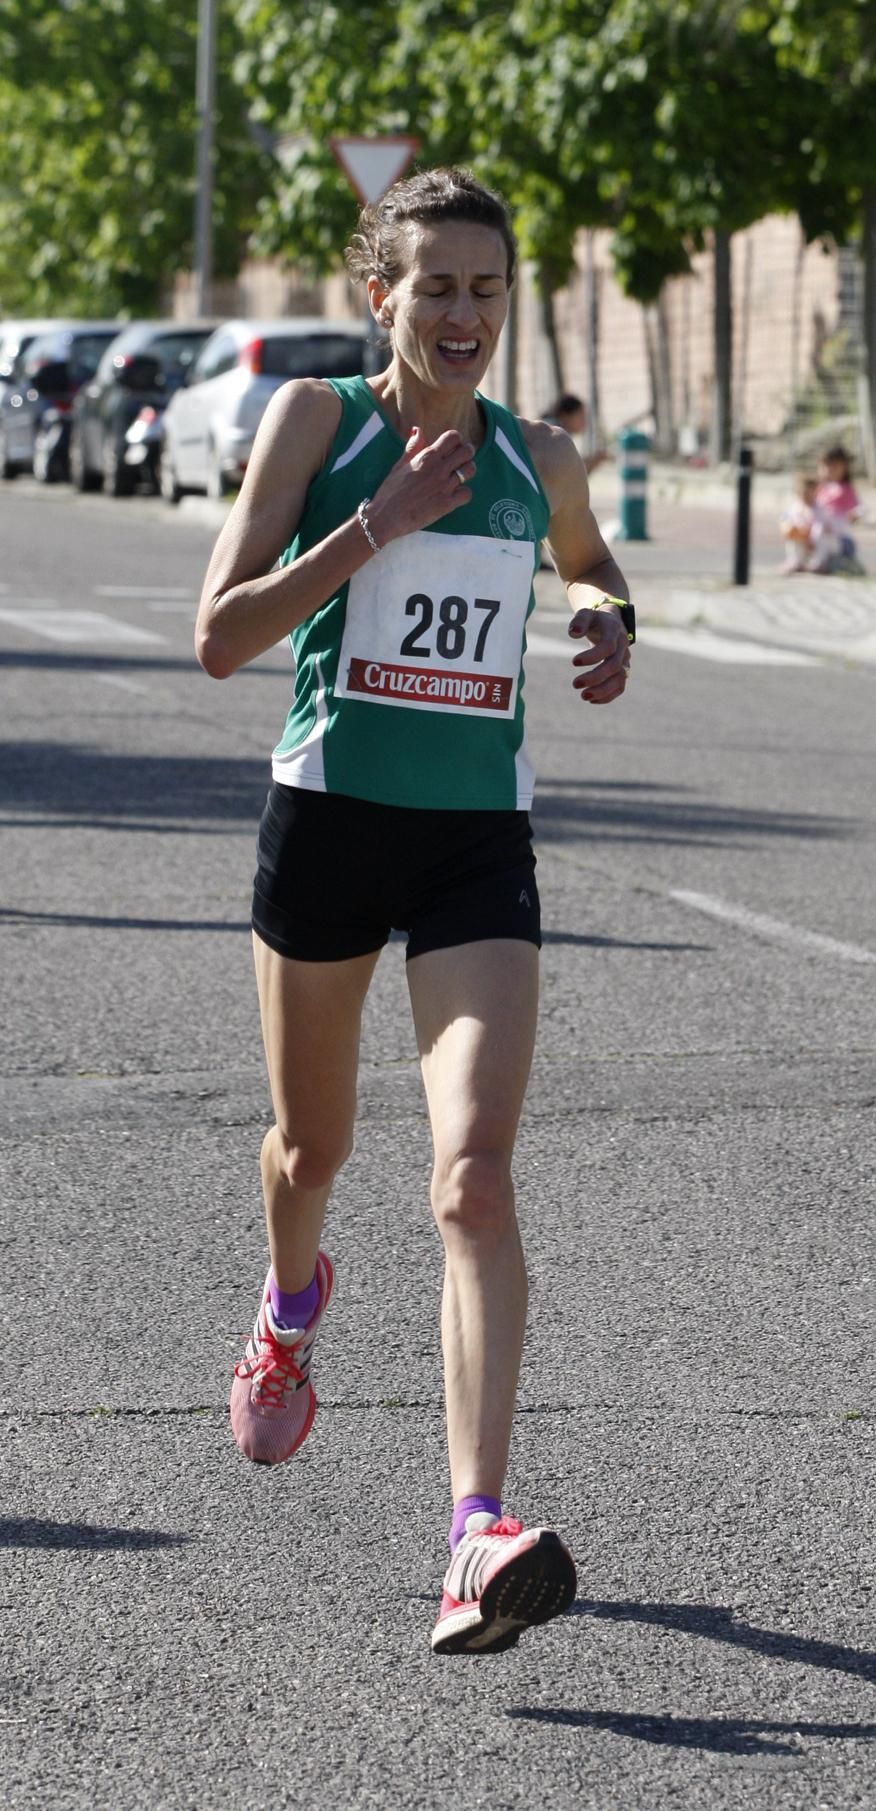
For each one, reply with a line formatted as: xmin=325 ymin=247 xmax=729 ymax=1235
xmin=532 ymin=781 xmax=855 ymax=850
xmin=540 ymin=930 xmax=708 ymax=950
xmin=0 ymin=1516 xmax=190 ymax=1551
xmin=571 ymin=1598 xmax=876 ymax=1685
xmin=507 ymin=1707 xmax=876 ymax=1757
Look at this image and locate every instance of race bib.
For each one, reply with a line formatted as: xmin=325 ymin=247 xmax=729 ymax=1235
xmin=335 ymin=529 xmax=533 ymax=719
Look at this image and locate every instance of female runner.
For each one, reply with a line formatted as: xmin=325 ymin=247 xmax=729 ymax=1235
xmin=196 ymin=166 xmax=633 ymax=1656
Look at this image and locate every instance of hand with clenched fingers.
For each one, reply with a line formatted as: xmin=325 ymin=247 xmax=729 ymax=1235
xmin=367 ymin=425 xmax=476 ymax=546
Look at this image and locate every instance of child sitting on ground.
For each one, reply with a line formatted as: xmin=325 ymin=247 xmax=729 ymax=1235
xmin=780 ymin=473 xmax=823 ymax=573
xmin=813 ymin=445 xmax=864 ymax=572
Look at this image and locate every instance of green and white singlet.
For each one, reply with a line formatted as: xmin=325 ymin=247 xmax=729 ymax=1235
xmin=272 ymin=375 xmax=551 ymax=811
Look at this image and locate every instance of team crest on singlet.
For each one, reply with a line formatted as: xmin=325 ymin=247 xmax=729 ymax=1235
xmin=489 ymin=497 xmax=535 ymax=542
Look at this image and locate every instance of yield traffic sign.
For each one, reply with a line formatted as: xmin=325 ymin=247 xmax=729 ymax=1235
xmin=330 ymin=135 xmax=420 ymax=205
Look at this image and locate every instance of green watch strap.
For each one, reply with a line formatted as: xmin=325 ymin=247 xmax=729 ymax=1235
xmin=594 ymin=595 xmax=636 ymax=645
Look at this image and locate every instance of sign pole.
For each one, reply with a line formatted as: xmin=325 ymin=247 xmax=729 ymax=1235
xmin=194 ymin=0 xmax=217 ymax=317
xmin=330 ymin=135 xmax=420 ymax=373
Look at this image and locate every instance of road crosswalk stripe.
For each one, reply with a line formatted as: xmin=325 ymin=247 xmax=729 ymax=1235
xmin=0 ymin=608 xmax=164 ymax=645
xmin=671 ymin=889 xmax=876 ymax=965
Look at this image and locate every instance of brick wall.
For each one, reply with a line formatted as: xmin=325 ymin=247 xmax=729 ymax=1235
xmin=172 ymin=217 xmax=851 ymax=450
xmin=495 ymin=215 xmax=843 ymax=444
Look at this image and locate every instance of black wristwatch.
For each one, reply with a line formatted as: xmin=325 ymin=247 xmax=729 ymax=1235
xmin=594 ymin=594 xmax=636 ymax=645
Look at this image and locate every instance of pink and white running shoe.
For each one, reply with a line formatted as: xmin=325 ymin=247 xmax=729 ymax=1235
xmin=230 ymin=1253 xmax=333 ymax=1465
xmin=431 ymin=1512 xmax=577 ymax=1655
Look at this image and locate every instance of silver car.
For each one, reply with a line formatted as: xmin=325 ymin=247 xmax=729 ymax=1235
xmin=160 ymin=317 xmax=367 ymax=502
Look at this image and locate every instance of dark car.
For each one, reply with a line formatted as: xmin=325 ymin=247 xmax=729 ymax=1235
xmin=0 ymin=324 xmax=119 ymax=480
xmin=69 ymin=320 xmax=217 ymax=496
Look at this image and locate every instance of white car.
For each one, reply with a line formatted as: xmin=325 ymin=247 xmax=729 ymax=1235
xmin=160 ymin=317 xmax=367 ymax=502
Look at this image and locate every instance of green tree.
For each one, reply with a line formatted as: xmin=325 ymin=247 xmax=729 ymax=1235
xmin=537 ymin=0 xmax=813 ymax=457
xmin=766 ymin=0 xmax=876 ymax=473
xmin=0 ymin=0 xmax=266 ymax=316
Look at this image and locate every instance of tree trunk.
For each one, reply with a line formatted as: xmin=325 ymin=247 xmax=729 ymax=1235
xmin=642 ymin=295 xmax=674 ymax=454
xmin=642 ymin=305 xmax=658 ymax=436
xmin=711 ymin=229 xmax=733 ymax=465
xmin=788 ymin=224 xmax=805 ymax=471
xmin=654 ymin=289 xmax=674 ymax=454
xmin=860 ymin=191 xmax=876 ymax=481
xmin=538 ymin=262 xmax=565 ymax=400
xmin=733 ymin=233 xmax=753 ymax=457
xmin=584 ymin=231 xmax=602 ymax=454
xmin=501 ymin=281 xmax=519 ymax=414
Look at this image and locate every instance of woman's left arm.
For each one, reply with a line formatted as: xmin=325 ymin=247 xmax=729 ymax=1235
xmin=523 ymin=419 xmax=632 ymax=705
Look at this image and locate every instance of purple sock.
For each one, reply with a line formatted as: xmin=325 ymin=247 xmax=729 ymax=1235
xmin=269 ymin=1272 xmax=320 ymax=1331
xmin=449 ymin=1494 xmax=502 ymax=1553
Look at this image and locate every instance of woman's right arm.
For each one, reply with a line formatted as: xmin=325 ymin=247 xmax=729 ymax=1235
xmin=195 ymin=379 xmax=373 ymax=678
xmin=195 ymin=380 xmax=477 ymax=679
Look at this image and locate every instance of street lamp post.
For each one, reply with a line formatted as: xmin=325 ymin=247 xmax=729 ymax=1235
xmin=193 ymin=0 xmax=217 ymax=317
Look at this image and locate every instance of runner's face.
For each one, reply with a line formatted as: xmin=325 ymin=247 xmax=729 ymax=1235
xmin=382 ymin=221 xmax=509 ymax=392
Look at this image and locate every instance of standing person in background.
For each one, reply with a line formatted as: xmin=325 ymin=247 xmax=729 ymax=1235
xmin=196 ymin=166 xmax=634 ymax=1656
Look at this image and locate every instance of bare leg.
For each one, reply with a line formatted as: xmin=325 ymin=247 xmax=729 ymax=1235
xmin=407 ymin=939 xmax=539 ymax=1502
xmin=252 ymin=932 xmax=382 ymax=1289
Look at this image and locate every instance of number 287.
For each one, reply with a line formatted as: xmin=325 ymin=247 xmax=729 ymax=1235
xmin=400 ymin=593 xmax=500 ymax=663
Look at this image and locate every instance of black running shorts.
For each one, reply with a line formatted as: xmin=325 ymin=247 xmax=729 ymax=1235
xmin=251 ymin=782 xmax=541 ymax=963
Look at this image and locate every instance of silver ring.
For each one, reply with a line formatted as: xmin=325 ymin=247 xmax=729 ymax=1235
xmin=454 ymin=467 xmax=467 ymax=486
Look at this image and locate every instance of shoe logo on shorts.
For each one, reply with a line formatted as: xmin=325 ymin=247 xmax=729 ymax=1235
xmin=518 ymin=889 xmax=531 ymax=907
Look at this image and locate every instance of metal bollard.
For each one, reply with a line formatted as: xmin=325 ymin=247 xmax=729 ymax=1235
xmin=733 ymin=446 xmax=753 ymax=585
xmin=616 ymin=426 xmax=650 ymax=540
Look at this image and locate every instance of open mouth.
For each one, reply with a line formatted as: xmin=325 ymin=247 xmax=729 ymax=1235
xmin=437 ymin=338 xmax=480 ymax=366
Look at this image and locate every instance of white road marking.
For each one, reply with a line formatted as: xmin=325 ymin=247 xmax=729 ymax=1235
xmin=0 ymin=608 xmax=164 ymax=645
xmin=642 ymin=625 xmax=821 ymax=666
xmin=94 ymin=585 xmax=194 ymax=598
xmin=527 ymin=624 xmax=820 ymax=667
xmin=92 ymin=673 xmax=151 ymax=697
xmin=671 ymin=889 xmax=876 ymax=965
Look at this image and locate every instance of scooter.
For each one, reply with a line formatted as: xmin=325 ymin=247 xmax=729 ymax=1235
xmin=124 ymin=405 xmax=164 ymax=493
xmin=32 ymin=406 xmax=71 ymax=483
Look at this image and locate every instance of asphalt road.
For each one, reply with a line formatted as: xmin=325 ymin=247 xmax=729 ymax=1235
xmin=1 ymin=481 xmax=875 ymax=1810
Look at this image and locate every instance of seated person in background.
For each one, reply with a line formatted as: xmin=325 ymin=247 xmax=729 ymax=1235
xmin=813 ymin=444 xmax=864 ymax=571
xmin=780 ymin=473 xmax=823 ymax=574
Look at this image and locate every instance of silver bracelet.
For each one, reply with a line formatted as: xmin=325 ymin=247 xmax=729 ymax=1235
xmin=357 ymin=498 xmax=380 ymax=554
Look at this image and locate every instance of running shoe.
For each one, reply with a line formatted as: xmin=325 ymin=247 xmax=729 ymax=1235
xmin=229 ymin=1252 xmax=333 ymax=1465
xmin=431 ymin=1512 xmax=577 ymax=1655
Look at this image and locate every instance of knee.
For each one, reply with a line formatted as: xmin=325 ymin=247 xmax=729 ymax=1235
xmin=267 ymin=1127 xmax=353 ymax=1194
xmin=431 ymin=1151 xmax=515 ymax=1247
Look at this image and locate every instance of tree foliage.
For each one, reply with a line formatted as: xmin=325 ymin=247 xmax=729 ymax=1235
xmin=0 ymin=0 xmax=266 ymax=316
xmin=4 ymin=0 xmax=876 ymax=461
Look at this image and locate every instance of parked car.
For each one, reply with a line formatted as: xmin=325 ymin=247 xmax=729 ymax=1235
xmin=160 ymin=318 xmax=367 ymax=502
xmin=69 ymin=320 xmax=217 ymax=496
xmin=0 ymin=323 xmax=120 ymax=481
xmin=0 ymin=319 xmax=70 ymax=405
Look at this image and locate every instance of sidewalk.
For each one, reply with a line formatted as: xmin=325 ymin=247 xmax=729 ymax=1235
xmin=634 ymin=572 xmax=876 ymax=667
xmin=589 ymin=456 xmax=876 ymax=517
xmin=584 ymin=464 xmax=876 ymax=667
xmin=176 ymin=473 xmax=876 ymax=668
